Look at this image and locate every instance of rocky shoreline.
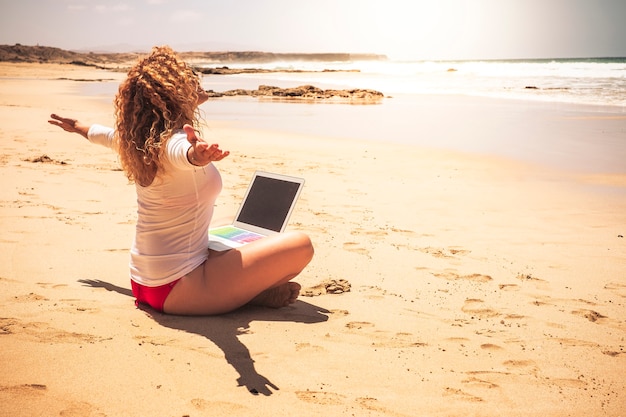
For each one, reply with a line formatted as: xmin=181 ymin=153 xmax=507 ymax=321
xmin=1 ymin=44 xmax=386 ymax=103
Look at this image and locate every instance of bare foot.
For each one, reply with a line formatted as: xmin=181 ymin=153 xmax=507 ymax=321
xmin=249 ymin=282 xmax=301 ymax=308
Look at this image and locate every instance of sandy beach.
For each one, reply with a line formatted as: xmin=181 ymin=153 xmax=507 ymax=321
xmin=1 ymin=62 xmax=625 ymax=416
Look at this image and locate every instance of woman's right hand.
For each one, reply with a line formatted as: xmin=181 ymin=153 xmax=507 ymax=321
xmin=48 ymin=114 xmax=90 ymax=138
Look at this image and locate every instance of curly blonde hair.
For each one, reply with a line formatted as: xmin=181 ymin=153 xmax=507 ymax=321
xmin=114 ymin=46 xmax=201 ymax=186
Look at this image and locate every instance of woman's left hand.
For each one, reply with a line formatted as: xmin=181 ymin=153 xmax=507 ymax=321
xmin=183 ymin=124 xmax=229 ymax=166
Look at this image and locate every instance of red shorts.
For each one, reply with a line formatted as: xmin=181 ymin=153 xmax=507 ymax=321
xmin=131 ymin=279 xmax=181 ymax=312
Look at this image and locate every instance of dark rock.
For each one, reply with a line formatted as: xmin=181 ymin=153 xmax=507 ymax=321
xmin=210 ymin=85 xmax=384 ymax=103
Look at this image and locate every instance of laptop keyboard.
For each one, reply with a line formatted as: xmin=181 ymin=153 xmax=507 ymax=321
xmin=210 ymin=226 xmax=264 ymax=244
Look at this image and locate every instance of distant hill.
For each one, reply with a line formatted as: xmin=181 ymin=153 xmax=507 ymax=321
xmin=0 ymin=44 xmax=141 ymax=67
xmin=0 ymin=44 xmax=387 ymax=68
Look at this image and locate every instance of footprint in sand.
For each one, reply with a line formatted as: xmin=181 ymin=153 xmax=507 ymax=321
xmin=419 ymin=246 xmax=470 ymax=258
xmin=443 ymin=387 xmax=484 ymax=402
xmin=480 ymin=343 xmax=504 ymax=351
xmin=345 ymin=321 xmax=375 ymax=330
xmin=549 ymin=378 xmax=588 ymax=389
xmin=446 ymin=337 xmax=470 ymax=343
xmin=434 ymin=270 xmax=492 ymax=283
xmin=571 ymin=309 xmax=607 ymax=323
xmin=355 ymin=397 xmax=403 ymax=414
xmin=358 ymin=285 xmax=389 ymax=300
xmin=516 ymin=273 xmax=550 ymax=289
xmin=11 ymin=293 xmax=49 ymax=302
xmin=313 ymin=210 xmax=342 ymax=222
xmin=297 ymin=224 xmax=327 ymax=235
xmin=350 ymin=227 xmax=388 ymax=237
xmin=56 ymin=301 xmax=101 ymax=314
xmin=191 ymin=399 xmax=249 ymax=413
xmin=372 ymin=332 xmax=427 ymax=348
xmin=342 ymin=241 xmax=370 ymax=256
xmin=295 ymin=342 xmax=325 ymax=352
xmin=0 ymin=384 xmax=47 ymax=395
xmin=58 ymin=401 xmax=104 ymax=417
xmin=602 ymin=350 xmax=625 ymax=357
xmin=604 ymin=281 xmax=626 ymax=298
xmin=550 ymin=337 xmax=598 ymax=348
xmin=388 ymin=227 xmax=420 ymax=236
xmin=502 ymin=359 xmax=537 ymax=370
xmin=462 ymin=376 xmax=500 ymax=389
xmin=37 ymin=282 xmax=68 ymax=290
xmin=329 ymin=309 xmax=349 ymax=316
xmin=498 ymin=284 xmax=519 ymax=291
xmin=24 ymin=154 xmax=68 ymax=165
xmin=461 ymin=299 xmax=500 ymax=319
xmin=0 ymin=318 xmax=105 ymax=344
xmin=302 ymin=279 xmax=351 ymax=296
xmin=345 ymin=321 xmax=427 ymax=348
xmin=295 ymin=390 xmax=346 ymax=405
xmin=134 ymin=335 xmax=179 ymax=347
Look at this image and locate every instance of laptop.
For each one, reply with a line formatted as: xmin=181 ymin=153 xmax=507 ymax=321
xmin=208 ymin=171 xmax=305 ymax=251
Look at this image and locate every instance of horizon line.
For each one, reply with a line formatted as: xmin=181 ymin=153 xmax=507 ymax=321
xmin=3 ymin=42 xmax=625 ymax=63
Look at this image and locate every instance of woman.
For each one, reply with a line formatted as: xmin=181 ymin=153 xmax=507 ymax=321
xmin=48 ymin=46 xmax=313 ymax=315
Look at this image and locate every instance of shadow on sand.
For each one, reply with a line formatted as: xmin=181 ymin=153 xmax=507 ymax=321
xmin=79 ymin=279 xmax=330 ymax=396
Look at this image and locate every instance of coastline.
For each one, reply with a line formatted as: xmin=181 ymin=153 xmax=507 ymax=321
xmin=62 ymin=63 xmax=626 ymax=176
xmin=1 ymin=63 xmax=625 ymax=416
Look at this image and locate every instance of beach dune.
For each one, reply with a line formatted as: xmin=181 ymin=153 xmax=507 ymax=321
xmin=1 ymin=63 xmax=625 ymax=416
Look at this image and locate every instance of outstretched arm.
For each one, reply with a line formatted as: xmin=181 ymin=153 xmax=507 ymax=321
xmin=183 ymin=124 xmax=230 ymax=166
xmin=48 ymin=114 xmax=90 ymax=139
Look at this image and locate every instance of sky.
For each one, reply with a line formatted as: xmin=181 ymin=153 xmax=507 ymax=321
xmin=1 ymin=0 xmax=625 ymax=60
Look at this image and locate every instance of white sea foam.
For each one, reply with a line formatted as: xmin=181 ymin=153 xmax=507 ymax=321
xmin=199 ymin=58 xmax=626 ymax=108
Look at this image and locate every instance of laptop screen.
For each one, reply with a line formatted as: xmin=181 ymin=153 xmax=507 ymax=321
xmin=236 ymin=175 xmax=302 ymax=232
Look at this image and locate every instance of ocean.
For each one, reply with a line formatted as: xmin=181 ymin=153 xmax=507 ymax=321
xmin=197 ymin=57 xmax=626 ymax=108
xmin=193 ymin=57 xmax=626 ymax=173
xmin=80 ymin=57 xmax=626 ymax=173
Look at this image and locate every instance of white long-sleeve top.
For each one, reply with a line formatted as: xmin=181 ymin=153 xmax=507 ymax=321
xmin=87 ymin=124 xmax=222 ymax=286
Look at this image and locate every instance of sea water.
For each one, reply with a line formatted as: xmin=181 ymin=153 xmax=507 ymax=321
xmin=79 ymin=57 xmax=626 ymax=172
xmin=198 ymin=57 xmax=626 ymax=108
xmin=195 ymin=57 xmax=625 ymax=173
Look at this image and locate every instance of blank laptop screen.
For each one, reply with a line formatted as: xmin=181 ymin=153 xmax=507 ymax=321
xmin=236 ymin=176 xmax=301 ymax=232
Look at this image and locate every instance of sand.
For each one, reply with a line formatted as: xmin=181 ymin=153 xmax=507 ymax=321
xmin=1 ymin=62 xmax=625 ymax=416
